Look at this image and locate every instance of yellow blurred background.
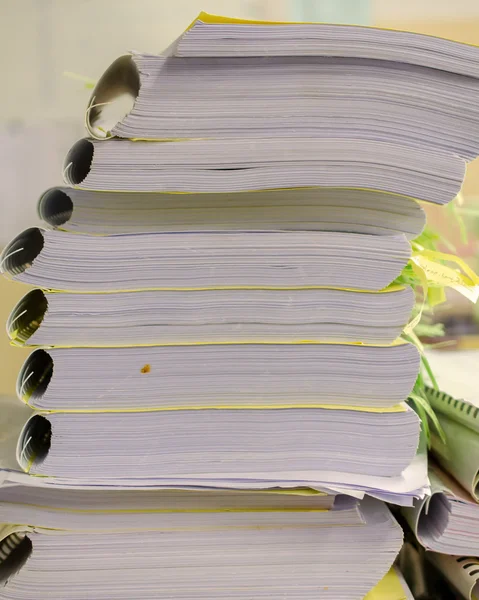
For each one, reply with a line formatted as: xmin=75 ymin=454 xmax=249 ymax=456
xmin=1 ymin=0 xmax=479 ymax=395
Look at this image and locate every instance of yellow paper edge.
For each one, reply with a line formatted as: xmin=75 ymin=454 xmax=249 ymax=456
xmin=71 ymin=183 xmax=426 ymax=206
xmin=18 ymin=522 xmax=364 ymax=533
xmin=1 ymin=502 xmax=331 ymax=515
xmin=27 ymin=403 xmax=406 ymax=415
xmin=14 ymin=338 xmax=409 ymax=349
xmin=27 ymin=283 xmax=406 ymax=296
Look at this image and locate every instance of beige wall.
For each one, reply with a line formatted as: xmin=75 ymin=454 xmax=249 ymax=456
xmin=375 ymin=0 xmax=479 ymax=22
xmin=1 ymin=0 xmax=290 ymax=123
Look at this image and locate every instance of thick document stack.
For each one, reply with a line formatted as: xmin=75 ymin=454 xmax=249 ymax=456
xmin=0 ymin=402 xmax=406 ymax=598
xmin=405 ymin=351 xmax=479 ymax=549
xmin=404 ymin=462 xmax=479 ymax=556
xmin=404 ymin=351 xmax=479 ymax=598
xmin=2 ymin=11 xmax=479 ymax=598
xmin=61 ymin=137 xmax=465 ymax=200
xmin=0 ymin=490 xmax=405 ymax=600
xmin=38 ymin=187 xmax=426 ymax=237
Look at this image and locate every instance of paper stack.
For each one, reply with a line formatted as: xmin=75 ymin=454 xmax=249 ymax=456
xmin=403 ymin=350 xmax=479 ymax=598
xmin=405 ymin=351 xmax=479 ymax=551
xmin=0 ymin=396 xmax=404 ymax=598
xmin=404 ymin=462 xmax=479 ymax=556
xmin=2 ymin=11 xmax=479 ymax=599
xmin=0 ymin=489 xmax=404 ymax=599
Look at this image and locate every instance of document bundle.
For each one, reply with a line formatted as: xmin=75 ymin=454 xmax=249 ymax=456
xmin=2 ymin=11 xmax=479 ymax=598
xmin=403 ymin=351 xmax=479 ymax=598
xmin=0 ymin=495 xmax=403 ymax=600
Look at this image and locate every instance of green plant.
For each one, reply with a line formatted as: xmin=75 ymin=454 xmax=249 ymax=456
xmin=398 ymin=193 xmax=477 ymax=446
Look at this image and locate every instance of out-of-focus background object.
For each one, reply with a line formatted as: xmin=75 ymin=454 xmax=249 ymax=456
xmin=1 ymin=0 xmax=479 ymax=396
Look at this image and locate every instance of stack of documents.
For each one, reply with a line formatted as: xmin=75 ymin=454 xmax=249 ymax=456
xmin=167 ymin=13 xmax=479 ymax=80
xmin=62 ymin=137 xmax=465 ymax=202
xmin=37 ymin=186 xmax=426 ymax=237
xmin=17 ymin=406 xmax=420 ymax=481
xmin=2 ymin=11 xmax=465 ymax=503
xmin=0 ymin=228 xmax=413 ymax=291
xmin=88 ymin=13 xmax=479 ymax=160
xmin=0 ymin=397 xmax=427 ymax=506
xmin=9 ymin=286 xmax=415 ymax=346
xmin=404 ymin=462 xmax=479 ymax=556
xmin=403 ymin=350 xmax=479 ymax=598
xmin=95 ymin=51 xmax=479 ymax=160
xmin=0 ymin=496 xmax=403 ymax=600
xmin=0 ymin=394 xmax=427 ymax=504
xmin=0 ymin=485 xmax=351 ymax=531
xmin=5 ymin=10 xmax=479 ymax=599
xmin=17 ymin=343 xmax=420 ymax=410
